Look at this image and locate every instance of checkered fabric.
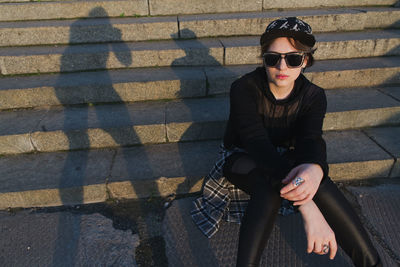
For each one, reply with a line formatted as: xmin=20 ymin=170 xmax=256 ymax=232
xmin=191 ymin=144 xmax=296 ymax=238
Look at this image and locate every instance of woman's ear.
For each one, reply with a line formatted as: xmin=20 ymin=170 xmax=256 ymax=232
xmin=302 ymin=55 xmax=308 ymax=68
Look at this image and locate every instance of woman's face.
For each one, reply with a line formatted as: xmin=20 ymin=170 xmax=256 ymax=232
xmin=264 ymin=37 xmax=307 ymax=91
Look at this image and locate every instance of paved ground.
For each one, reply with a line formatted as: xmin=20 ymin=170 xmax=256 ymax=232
xmin=1 ymin=179 xmax=400 ymax=267
xmin=0 ymin=198 xmax=168 ymax=267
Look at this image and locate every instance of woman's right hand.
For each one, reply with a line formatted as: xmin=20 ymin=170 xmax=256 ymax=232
xmin=298 ymin=200 xmax=337 ymax=259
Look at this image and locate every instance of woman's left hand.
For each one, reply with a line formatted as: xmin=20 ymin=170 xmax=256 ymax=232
xmin=280 ymin=163 xmax=323 ymax=206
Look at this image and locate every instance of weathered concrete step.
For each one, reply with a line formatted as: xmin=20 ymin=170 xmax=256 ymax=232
xmin=266 ymin=0 xmax=399 ymax=10
xmin=0 ymin=100 xmax=169 ymax=154
xmin=178 ymin=7 xmax=400 ymax=39
xmin=0 ymin=0 xmax=149 ymax=22
xmin=2 ymin=7 xmax=399 ymax=47
xmin=0 ymin=127 xmax=398 ymax=209
xmin=165 ymin=87 xmax=400 ymax=141
xmin=0 ymin=0 xmax=50 ymax=2
xmin=0 ymin=16 xmax=179 ymax=47
xmin=324 ymin=87 xmax=400 ymax=130
xmin=0 ymin=37 xmax=224 ymax=75
xmin=1 ymin=30 xmax=399 ymax=75
xmin=364 ymin=127 xmax=400 ymax=177
xmin=1 ymin=57 xmax=399 ymax=110
xmin=181 ymin=56 xmax=400 ymax=96
xmin=149 ymin=0 xmax=399 ymax=16
xmin=1 ymin=87 xmax=399 ymax=155
xmin=305 ymin=57 xmax=400 ymax=91
xmin=0 ymin=67 xmax=206 ymax=110
xmin=223 ymin=30 xmax=400 ymax=65
xmin=2 ymin=0 xmax=397 ymax=22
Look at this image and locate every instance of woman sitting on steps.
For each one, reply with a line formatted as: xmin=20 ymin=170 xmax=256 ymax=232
xmin=191 ymin=17 xmax=382 ymax=267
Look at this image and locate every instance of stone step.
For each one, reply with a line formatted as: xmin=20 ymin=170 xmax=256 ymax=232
xmin=1 ymin=7 xmax=399 ymax=47
xmin=0 ymin=16 xmax=179 ymax=47
xmin=0 ymin=30 xmax=399 ymax=75
xmin=223 ymin=30 xmax=400 ymax=65
xmin=178 ymin=7 xmax=400 ymax=39
xmin=1 ymin=87 xmax=399 ymax=155
xmin=2 ymin=0 xmax=94 ymax=1
xmin=0 ymin=0 xmax=149 ymax=22
xmin=0 ymin=127 xmax=398 ymax=209
xmin=146 ymin=0 xmax=399 ymax=16
xmin=1 ymin=57 xmax=399 ymax=110
xmin=1 ymin=0 xmax=397 ymax=22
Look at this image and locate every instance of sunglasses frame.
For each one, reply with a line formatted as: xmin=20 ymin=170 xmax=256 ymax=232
xmin=262 ymin=52 xmax=306 ymax=68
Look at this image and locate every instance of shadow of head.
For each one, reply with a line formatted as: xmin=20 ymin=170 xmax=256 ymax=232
xmin=88 ymin=6 xmax=109 ymax=18
xmin=179 ymin=28 xmax=197 ymax=39
xmin=170 ymin=28 xmax=223 ymax=67
xmin=67 ymin=6 xmax=132 ymax=67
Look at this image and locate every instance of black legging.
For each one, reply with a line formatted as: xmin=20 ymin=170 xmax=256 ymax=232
xmin=223 ymin=152 xmax=381 ymax=267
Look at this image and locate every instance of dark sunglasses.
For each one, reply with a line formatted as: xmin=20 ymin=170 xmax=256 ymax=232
xmin=262 ymin=52 xmax=305 ymax=68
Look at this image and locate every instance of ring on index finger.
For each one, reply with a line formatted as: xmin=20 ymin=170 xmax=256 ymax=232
xmin=292 ymin=177 xmax=304 ymax=187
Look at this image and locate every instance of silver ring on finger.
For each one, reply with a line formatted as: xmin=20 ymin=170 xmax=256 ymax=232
xmin=292 ymin=176 xmax=304 ymax=187
xmin=322 ymin=244 xmax=330 ymax=254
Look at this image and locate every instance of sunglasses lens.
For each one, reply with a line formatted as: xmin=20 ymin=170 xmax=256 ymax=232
xmin=286 ymin=54 xmax=304 ymax=67
xmin=263 ymin=53 xmax=305 ymax=68
xmin=263 ymin=54 xmax=280 ymax=67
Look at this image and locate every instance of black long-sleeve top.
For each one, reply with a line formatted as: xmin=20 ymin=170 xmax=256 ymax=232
xmin=223 ymin=66 xmax=329 ymax=181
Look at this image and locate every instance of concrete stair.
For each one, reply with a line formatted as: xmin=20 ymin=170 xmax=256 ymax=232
xmin=1 ymin=7 xmax=399 ymax=47
xmin=1 ymin=57 xmax=399 ymax=109
xmin=0 ymin=0 xmax=150 ymax=22
xmin=0 ymin=0 xmax=399 ymax=209
xmin=1 ymin=87 xmax=400 ymax=155
xmin=1 ymin=30 xmax=400 ymax=75
xmin=1 ymin=0 xmax=398 ymax=21
xmin=1 ymin=127 xmax=399 ymax=209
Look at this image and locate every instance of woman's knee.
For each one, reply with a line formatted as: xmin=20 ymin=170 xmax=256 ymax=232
xmin=224 ymin=153 xmax=256 ymax=176
xmin=247 ymin=168 xmax=282 ymax=201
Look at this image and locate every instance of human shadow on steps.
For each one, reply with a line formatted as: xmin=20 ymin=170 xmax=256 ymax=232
xmin=50 ymin=7 xmax=159 ymax=266
xmin=166 ymin=28 xmax=235 ymax=266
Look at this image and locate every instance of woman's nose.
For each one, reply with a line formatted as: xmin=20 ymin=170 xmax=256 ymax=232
xmin=276 ymin=56 xmax=288 ymax=70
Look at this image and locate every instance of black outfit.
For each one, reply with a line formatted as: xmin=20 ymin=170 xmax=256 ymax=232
xmin=223 ymin=67 xmax=381 ymax=267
